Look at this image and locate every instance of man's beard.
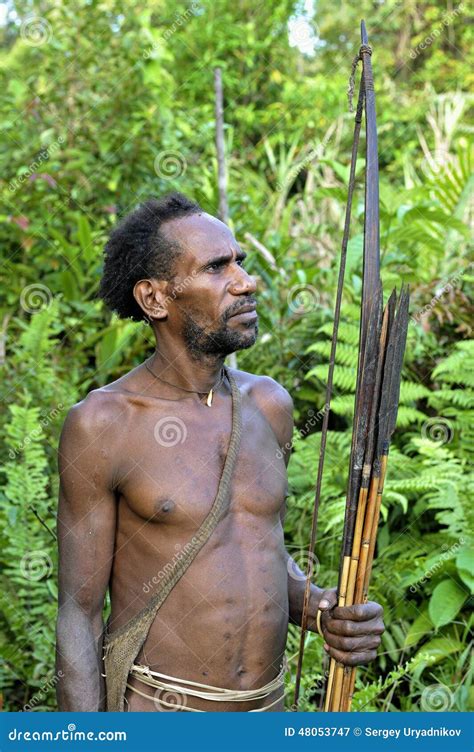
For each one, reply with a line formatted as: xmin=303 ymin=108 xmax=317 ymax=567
xmin=181 ymin=309 xmax=258 ymax=360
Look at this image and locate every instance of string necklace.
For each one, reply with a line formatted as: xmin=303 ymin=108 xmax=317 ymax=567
xmin=144 ymin=360 xmax=227 ymax=407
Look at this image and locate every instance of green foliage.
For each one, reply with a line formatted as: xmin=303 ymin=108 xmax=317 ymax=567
xmin=0 ymin=302 xmax=77 ymax=710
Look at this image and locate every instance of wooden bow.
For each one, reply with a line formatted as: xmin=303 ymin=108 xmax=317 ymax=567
xmin=293 ymin=20 xmax=410 ymax=712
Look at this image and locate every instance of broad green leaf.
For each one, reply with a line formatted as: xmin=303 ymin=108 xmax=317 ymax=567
xmin=59 ymin=270 xmax=80 ymax=301
xmin=404 ymin=610 xmax=433 ymax=649
xmin=428 ymin=579 xmax=468 ymax=628
xmin=77 ymin=215 xmax=94 ymax=262
xmin=96 ymin=328 xmax=118 ymax=372
xmin=413 ymin=637 xmax=464 ymax=669
xmin=456 ymin=545 xmax=474 ymax=593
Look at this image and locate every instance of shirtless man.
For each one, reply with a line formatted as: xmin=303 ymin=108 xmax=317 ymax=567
xmin=56 ymin=192 xmax=384 ymax=712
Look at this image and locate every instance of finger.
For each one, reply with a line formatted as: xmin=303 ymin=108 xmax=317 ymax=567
xmin=323 ymin=633 xmax=381 ymax=653
xmin=323 ymin=644 xmax=379 ymax=667
xmin=331 ymin=601 xmax=383 ymax=622
xmin=323 ymin=615 xmax=385 ymax=637
xmin=318 ymin=588 xmax=338 ymax=611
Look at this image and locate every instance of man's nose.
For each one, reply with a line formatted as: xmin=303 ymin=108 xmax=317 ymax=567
xmin=229 ymin=266 xmax=257 ymax=296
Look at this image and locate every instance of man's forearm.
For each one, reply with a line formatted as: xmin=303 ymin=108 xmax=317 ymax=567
xmin=56 ymin=605 xmax=105 ymax=711
xmin=285 ymin=552 xmax=324 ymax=626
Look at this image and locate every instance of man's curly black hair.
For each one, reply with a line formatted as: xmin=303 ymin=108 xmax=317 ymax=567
xmin=98 ymin=192 xmax=202 ymax=322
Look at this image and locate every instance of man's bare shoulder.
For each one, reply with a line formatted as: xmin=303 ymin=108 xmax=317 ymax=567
xmin=231 ymin=368 xmax=293 ymax=409
xmin=229 ymin=368 xmax=294 ymax=447
xmin=60 ymin=386 xmax=130 ymax=448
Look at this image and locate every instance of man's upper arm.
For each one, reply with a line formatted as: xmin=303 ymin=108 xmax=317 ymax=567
xmin=253 ymin=375 xmax=294 ymax=466
xmin=252 ymin=376 xmax=294 ymax=526
xmin=57 ymin=393 xmax=119 ymax=620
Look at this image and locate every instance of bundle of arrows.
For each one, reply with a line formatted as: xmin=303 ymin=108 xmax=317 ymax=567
xmin=293 ymin=21 xmax=410 ymax=712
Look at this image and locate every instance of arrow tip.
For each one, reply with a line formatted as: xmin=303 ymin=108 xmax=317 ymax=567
xmin=361 ymin=19 xmax=368 ymax=45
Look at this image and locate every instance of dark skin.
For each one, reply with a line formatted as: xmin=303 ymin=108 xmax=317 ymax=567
xmin=56 ymin=212 xmax=384 ymax=712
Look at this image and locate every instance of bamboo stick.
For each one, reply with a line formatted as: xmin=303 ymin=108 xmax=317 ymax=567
xmin=363 ymin=452 xmax=387 ymax=600
xmin=342 ymin=457 xmax=386 ymax=711
xmin=325 ymin=554 xmax=351 ymax=711
xmin=346 ymin=477 xmax=370 ymax=605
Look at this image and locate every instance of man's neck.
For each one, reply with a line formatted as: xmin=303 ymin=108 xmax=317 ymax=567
xmin=147 ymin=350 xmax=227 ymax=394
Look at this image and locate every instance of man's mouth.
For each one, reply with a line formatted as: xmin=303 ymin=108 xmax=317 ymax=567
xmin=227 ymin=301 xmax=257 ymax=319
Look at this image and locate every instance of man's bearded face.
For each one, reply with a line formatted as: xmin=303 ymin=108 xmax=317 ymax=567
xmin=181 ymin=302 xmax=258 ymax=359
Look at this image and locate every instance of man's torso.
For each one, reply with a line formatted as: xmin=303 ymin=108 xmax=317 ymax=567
xmin=97 ymin=368 xmax=290 ymax=711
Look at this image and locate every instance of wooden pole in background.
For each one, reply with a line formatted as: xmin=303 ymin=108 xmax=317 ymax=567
xmin=214 ymin=67 xmax=229 ymax=224
xmin=214 ymin=66 xmax=237 ymax=370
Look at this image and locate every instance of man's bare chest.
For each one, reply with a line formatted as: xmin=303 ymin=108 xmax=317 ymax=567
xmin=113 ymin=393 xmax=288 ymax=533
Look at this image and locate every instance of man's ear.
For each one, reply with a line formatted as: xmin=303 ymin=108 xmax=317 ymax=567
xmin=133 ymin=278 xmax=169 ymax=321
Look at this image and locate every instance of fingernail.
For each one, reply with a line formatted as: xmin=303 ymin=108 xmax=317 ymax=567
xmin=319 ymin=599 xmax=329 ymax=609
xmin=323 ymin=643 xmax=329 ymax=651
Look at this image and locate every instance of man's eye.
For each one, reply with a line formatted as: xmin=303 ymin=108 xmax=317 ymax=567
xmin=208 ymin=262 xmax=222 ymax=272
